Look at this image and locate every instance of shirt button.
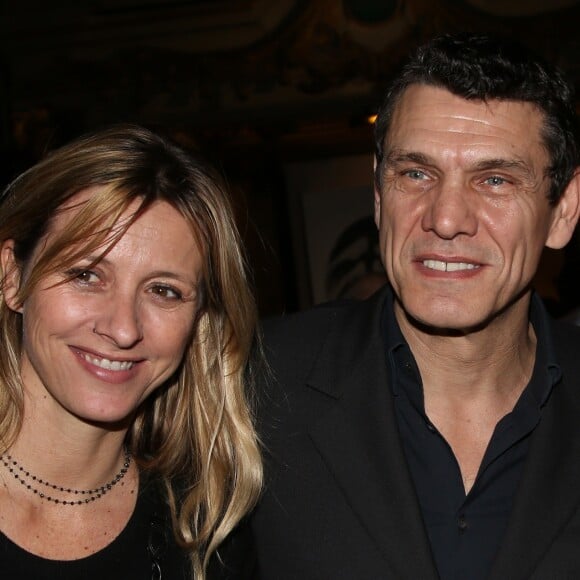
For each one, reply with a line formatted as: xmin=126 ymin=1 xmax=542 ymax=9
xmin=458 ymin=515 xmax=468 ymax=533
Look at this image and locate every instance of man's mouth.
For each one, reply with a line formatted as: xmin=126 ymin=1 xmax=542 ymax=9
xmin=422 ymin=260 xmax=479 ymax=272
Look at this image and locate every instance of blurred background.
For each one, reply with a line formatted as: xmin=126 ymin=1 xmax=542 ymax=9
xmin=2 ymin=0 xmax=580 ymax=317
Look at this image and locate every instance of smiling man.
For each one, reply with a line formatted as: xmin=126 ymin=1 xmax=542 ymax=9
xmin=230 ymin=34 xmax=580 ymax=580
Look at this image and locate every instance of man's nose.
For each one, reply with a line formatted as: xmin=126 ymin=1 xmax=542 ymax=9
xmin=421 ymin=180 xmax=478 ymax=239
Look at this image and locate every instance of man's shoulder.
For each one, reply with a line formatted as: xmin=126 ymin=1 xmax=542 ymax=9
xmin=259 ymin=288 xmax=387 ymax=379
xmin=551 ymin=317 xmax=580 ymax=338
xmin=259 ymin=299 xmax=356 ymax=377
xmin=550 ymin=317 xmax=580 ymax=367
xmin=262 ymin=298 xmax=355 ymax=342
xmin=261 ymin=289 xmax=387 ymax=351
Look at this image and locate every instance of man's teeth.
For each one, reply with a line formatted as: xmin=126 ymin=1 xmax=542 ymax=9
xmin=423 ymin=260 xmax=478 ymax=272
xmin=83 ymin=354 xmax=134 ymax=371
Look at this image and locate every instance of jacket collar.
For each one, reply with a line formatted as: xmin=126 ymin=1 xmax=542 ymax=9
xmin=305 ymin=285 xmax=439 ymax=578
xmin=489 ymin=319 xmax=580 ymax=579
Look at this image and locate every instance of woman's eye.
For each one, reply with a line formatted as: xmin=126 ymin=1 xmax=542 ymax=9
xmin=151 ymin=285 xmax=182 ymax=300
xmin=66 ymin=269 xmax=99 ymax=284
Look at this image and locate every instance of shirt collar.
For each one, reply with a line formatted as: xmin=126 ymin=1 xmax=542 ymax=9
xmin=383 ymin=288 xmax=562 ymax=402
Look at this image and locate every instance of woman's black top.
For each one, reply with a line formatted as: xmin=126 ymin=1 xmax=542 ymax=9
xmin=0 ymin=476 xmax=190 ymax=579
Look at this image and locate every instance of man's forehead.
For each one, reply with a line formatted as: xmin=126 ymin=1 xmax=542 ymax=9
xmin=385 ymin=84 xmax=546 ymax=150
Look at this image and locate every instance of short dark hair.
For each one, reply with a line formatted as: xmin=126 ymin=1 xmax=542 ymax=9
xmin=374 ymin=32 xmax=580 ymax=204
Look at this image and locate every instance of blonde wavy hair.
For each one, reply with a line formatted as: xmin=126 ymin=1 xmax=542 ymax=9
xmin=0 ymin=124 xmax=262 ymax=577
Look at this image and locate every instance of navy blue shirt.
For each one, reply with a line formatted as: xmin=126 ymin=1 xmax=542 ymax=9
xmin=385 ymin=294 xmax=561 ymax=580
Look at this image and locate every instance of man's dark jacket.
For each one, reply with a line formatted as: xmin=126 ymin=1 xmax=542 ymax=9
xmin=229 ymin=286 xmax=580 ymax=579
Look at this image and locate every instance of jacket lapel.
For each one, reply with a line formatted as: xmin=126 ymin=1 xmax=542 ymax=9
xmin=306 ymin=289 xmax=439 ymax=579
xmin=489 ymin=322 xmax=580 ymax=580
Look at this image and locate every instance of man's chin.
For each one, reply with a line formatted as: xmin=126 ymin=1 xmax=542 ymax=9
xmin=395 ymin=301 xmax=494 ymax=337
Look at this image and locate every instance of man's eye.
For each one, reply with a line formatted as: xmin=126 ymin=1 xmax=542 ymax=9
xmin=485 ymin=175 xmax=507 ymax=186
xmin=403 ymin=169 xmax=427 ymax=180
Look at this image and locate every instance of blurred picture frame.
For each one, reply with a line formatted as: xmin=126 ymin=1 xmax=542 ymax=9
xmin=284 ymin=153 xmax=385 ymax=309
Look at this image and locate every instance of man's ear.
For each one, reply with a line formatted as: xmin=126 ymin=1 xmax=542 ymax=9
xmin=1 ymin=240 xmax=23 ymax=313
xmin=546 ymin=170 xmax=580 ymax=250
xmin=373 ymin=156 xmax=382 ymax=230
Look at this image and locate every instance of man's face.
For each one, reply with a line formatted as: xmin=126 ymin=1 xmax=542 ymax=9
xmin=374 ymin=84 xmax=577 ymax=333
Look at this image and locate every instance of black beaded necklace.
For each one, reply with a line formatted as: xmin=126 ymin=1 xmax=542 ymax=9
xmin=0 ymin=448 xmax=131 ymax=506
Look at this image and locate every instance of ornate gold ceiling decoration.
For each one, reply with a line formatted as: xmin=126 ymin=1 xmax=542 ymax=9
xmin=461 ymin=0 xmax=580 ymax=17
xmin=3 ymin=0 xmax=580 ymax=153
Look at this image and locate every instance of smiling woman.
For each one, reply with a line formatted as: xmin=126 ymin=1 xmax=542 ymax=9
xmin=0 ymin=125 xmax=262 ymax=579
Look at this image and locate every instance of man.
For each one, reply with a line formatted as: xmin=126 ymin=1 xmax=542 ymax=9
xmin=244 ymin=33 xmax=580 ymax=579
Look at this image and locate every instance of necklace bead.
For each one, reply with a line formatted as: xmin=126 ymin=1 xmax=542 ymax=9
xmin=0 ymin=448 xmax=131 ymax=506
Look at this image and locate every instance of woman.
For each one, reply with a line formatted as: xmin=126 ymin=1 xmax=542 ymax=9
xmin=0 ymin=125 xmax=262 ymax=579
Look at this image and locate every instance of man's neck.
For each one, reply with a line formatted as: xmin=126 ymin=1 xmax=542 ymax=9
xmin=395 ymin=297 xmax=537 ymax=493
xmin=395 ymin=295 xmax=536 ymax=402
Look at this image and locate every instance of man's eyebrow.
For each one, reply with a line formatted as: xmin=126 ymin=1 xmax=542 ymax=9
xmin=384 ymin=150 xmax=431 ymax=166
xmin=471 ymin=158 xmax=534 ymax=175
xmin=384 ymin=151 xmax=537 ymax=177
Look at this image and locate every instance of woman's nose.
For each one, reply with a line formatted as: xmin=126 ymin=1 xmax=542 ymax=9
xmin=92 ymin=291 xmax=143 ymax=348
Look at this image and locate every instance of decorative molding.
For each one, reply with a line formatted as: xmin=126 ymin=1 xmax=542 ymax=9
xmin=3 ymin=0 xmax=580 ymax=155
xmin=461 ymin=0 xmax=579 ymax=17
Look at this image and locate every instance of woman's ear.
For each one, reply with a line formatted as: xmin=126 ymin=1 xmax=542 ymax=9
xmin=1 ymin=240 xmax=24 ymax=313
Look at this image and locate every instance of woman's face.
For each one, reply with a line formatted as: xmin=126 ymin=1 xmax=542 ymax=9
xmin=1 ymin=190 xmax=202 ymax=427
